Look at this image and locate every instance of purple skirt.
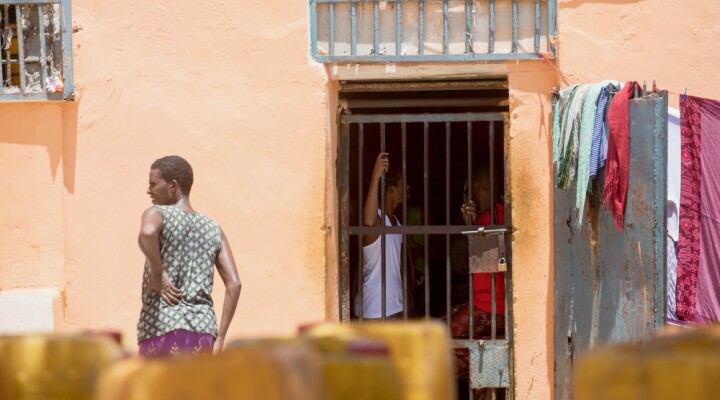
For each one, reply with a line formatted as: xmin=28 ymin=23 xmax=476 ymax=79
xmin=138 ymin=329 xmax=215 ymax=358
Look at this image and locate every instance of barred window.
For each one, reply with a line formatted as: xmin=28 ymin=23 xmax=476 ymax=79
xmin=0 ymin=0 xmax=73 ymax=100
xmin=311 ymin=0 xmax=556 ymax=63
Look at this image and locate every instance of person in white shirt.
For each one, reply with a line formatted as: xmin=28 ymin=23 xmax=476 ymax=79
xmin=356 ymin=152 xmax=407 ymax=319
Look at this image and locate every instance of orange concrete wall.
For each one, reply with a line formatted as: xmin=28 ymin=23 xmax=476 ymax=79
xmin=507 ymin=63 xmax=556 ymax=400
xmin=1 ymin=0 xmax=717 ymax=399
xmin=1 ymin=0 xmax=331 ymax=347
xmin=557 ymin=0 xmax=720 ymax=108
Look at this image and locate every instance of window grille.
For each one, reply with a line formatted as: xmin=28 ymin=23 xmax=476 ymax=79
xmin=311 ymin=0 xmax=556 ymax=63
xmin=0 ymin=0 xmax=73 ymax=100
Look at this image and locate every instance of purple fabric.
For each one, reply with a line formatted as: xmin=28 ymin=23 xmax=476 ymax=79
xmin=138 ymin=329 xmax=214 ymax=358
xmin=695 ymin=96 xmax=720 ymax=322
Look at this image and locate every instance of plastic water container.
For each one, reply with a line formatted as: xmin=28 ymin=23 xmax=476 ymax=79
xmin=0 ymin=335 xmax=122 ymax=400
xmin=303 ymin=321 xmax=456 ymax=400
xmin=95 ymin=340 xmax=326 ymax=400
xmin=575 ymin=326 xmax=720 ymax=400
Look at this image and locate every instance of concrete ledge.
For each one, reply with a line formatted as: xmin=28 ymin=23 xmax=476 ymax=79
xmin=0 ymin=288 xmax=64 ymax=334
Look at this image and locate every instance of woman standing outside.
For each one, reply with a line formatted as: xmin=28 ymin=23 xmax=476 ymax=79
xmin=137 ymin=155 xmax=241 ymax=357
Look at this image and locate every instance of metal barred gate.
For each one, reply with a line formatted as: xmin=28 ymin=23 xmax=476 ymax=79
xmin=337 ymin=109 xmax=514 ymax=398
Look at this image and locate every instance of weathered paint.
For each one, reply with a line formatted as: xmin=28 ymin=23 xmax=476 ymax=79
xmin=553 ymin=93 xmax=668 ymax=400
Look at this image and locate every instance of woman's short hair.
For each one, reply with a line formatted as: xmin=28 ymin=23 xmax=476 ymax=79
xmin=151 ymin=155 xmax=194 ymax=195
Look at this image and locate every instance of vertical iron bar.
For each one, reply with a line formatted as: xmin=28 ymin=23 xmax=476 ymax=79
xmin=548 ymin=0 xmax=557 ymax=55
xmin=329 ymin=2 xmax=335 ymax=56
xmin=351 ymin=0 xmax=357 ymax=56
xmin=396 ymin=0 xmax=402 ymax=56
xmin=358 ymin=123 xmax=365 ymax=321
xmin=467 ymin=121 xmax=474 ymax=340
xmin=37 ymin=4 xmax=47 ymax=91
xmin=381 ymin=122 xmax=387 ymax=319
xmin=15 ymin=4 xmax=25 ymax=92
xmin=534 ymin=0 xmax=541 ymax=53
xmin=491 ymin=272 xmax=497 ymax=338
xmin=402 ymin=122 xmax=408 ymax=319
xmin=464 ymin=0 xmax=472 ymax=54
xmin=442 ymin=0 xmax=449 ymax=55
xmin=488 ymin=0 xmax=495 ymax=53
xmin=512 ymin=0 xmax=518 ymax=53
xmin=490 ymin=121 xmax=497 ymax=339
xmin=424 ymin=121 xmax=430 ymax=319
xmin=3 ymin=5 xmax=9 ymax=87
xmin=374 ymin=0 xmax=379 ymax=56
xmin=339 ymin=119 xmax=351 ymax=322
xmin=310 ymin=0 xmax=318 ymax=59
xmin=489 ymin=122 xmax=495 ymax=225
xmin=60 ymin=0 xmax=73 ymax=98
xmin=418 ymin=0 xmax=424 ymax=55
xmin=445 ymin=122 xmax=452 ymax=331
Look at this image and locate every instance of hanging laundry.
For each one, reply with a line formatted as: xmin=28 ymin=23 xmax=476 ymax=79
xmin=575 ymin=80 xmax=621 ymax=225
xmin=553 ymin=85 xmax=579 ymax=165
xmin=667 ymin=107 xmax=681 ymax=243
xmin=557 ymin=85 xmax=590 ymax=190
xmin=589 ymin=86 xmax=616 ymax=178
xmin=603 ymin=81 xmax=640 ymax=231
xmin=666 ymin=107 xmax=681 ymax=321
xmin=666 ymin=236 xmax=679 ymax=321
xmin=676 ymin=95 xmax=720 ymax=322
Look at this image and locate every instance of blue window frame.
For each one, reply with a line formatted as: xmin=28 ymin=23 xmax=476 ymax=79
xmin=0 ymin=0 xmax=73 ymax=100
xmin=310 ymin=0 xmax=556 ymax=63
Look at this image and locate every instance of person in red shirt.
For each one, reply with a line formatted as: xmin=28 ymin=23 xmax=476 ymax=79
xmin=449 ymin=169 xmax=506 ymax=385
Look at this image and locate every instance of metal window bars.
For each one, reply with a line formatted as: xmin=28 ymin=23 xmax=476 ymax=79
xmin=338 ymin=111 xmax=512 ymax=396
xmin=311 ymin=0 xmax=556 ymax=62
xmin=0 ymin=0 xmax=73 ymax=100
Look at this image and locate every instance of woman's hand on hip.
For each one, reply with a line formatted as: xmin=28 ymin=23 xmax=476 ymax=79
xmin=146 ymin=271 xmax=182 ymax=305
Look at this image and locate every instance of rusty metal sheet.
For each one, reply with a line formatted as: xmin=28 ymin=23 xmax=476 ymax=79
xmin=596 ymin=94 xmax=667 ymax=343
xmin=454 ymin=339 xmax=510 ymax=388
xmin=553 ymin=92 xmax=668 ymax=400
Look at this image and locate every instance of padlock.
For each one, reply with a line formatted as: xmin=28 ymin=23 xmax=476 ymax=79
xmin=498 ymin=255 xmax=507 ymax=272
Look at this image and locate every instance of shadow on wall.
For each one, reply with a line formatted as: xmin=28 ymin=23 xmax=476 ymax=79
xmin=0 ymin=101 xmax=78 ymax=193
xmin=560 ymin=0 xmax=648 ymax=9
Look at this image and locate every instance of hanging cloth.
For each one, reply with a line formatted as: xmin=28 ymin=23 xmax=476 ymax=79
xmin=576 ymin=80 xmax=620 ymax=225
xmin=603 ymin=81 xmax=640 ymax=231
xmin=676 ymin=94 xmax=720 ymax=322
xmin=590 ymin=84 xmax=621 ymax=178
xmin=553 ymin=85 xmax=579 ymax=164
xmin=557 ymin=85 xmax=590 ymax=189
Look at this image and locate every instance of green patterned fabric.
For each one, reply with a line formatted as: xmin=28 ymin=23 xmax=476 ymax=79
xmin=137 ymin=206 xmax=222 ymax=342
xmin=575 ymin=80 xmax=621 ymax=226
xmin=555 ymin=85 xmax=583 ymax=189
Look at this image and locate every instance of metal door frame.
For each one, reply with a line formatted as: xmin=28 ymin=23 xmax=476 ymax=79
xmin=337 ymin=111 xmax=514 ymax=397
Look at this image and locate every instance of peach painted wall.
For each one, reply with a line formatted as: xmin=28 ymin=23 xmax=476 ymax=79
xmin=557 ymin=0 xmax=720 ymax=109
xmin=1 ymin=0 xmax=717 ymax=399
xmin=1 ymin=0 xmax=331 ymax=347
xmin=507 ymin=64 xmax=556 ymax=400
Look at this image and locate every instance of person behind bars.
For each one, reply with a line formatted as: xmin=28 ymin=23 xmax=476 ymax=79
xmin=355 ymin=152 xmax=407 ymax=320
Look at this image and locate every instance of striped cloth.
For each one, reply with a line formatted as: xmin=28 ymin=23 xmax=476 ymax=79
xmin=589 ymin=87 xmax=611 ymax=178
